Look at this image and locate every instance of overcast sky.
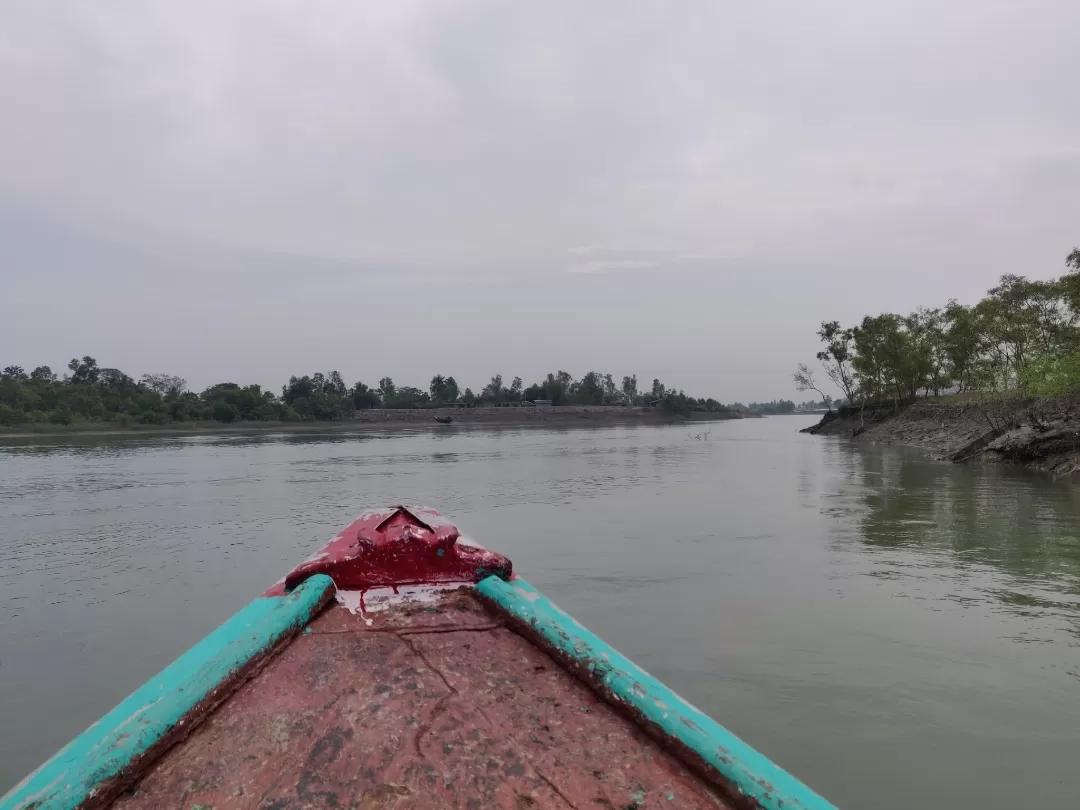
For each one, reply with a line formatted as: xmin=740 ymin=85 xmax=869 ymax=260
xmin=1 ymin=1 xmax=1078 ymax=400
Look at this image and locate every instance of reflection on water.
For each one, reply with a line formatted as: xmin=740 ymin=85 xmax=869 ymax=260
xmin=2 ymin=419 xmax=1079 ymax=809
xmin=835 ymin=443 xmax=1080 ymax=644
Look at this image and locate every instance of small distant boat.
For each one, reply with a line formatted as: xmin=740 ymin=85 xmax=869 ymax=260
xmin=434 ymin=415 xmax=453 ymax=424
xmin=1 ymin=506 xmax=835 ymax=810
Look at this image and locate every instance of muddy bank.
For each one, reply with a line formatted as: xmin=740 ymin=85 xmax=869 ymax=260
xmin=802 ymin=396 xmax=1080 ymax=476
xmin=0 ymin=406 xmax=742 ymax=439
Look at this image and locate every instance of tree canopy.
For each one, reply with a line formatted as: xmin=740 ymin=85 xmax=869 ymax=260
xmin=0 ymin=359 xmax=734 ymax=427
xmin=797 ymin=248 xmax=1080 ymax=408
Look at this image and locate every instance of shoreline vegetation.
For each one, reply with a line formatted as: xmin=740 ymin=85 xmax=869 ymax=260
xmin=0 ymin=406 xmax=750 ymax=439
xmin=799 ymin=248 xmax=1080 ymax=476
xmin=0 ymin=362 xmax=773 ymax=435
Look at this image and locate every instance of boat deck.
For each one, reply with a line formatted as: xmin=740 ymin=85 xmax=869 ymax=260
xmin=114 ymin=588 xmax=732 ymax=810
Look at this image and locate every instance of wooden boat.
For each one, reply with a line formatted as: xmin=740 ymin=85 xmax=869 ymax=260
xmin=434 ymin=415 xmax=453 ymax=424
xmin=1 ymin=506 xmax=836 ymax=810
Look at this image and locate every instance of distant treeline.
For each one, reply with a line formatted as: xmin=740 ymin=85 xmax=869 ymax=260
xmin=730 ymin=399 xmax=836 ymax=414
xmin=730 ymin=400 xmax=801 ymax=415
xmin=796 ymin=248 xmax=1080 ymax=410
xmin=0 ymin=362 xmax=733 ymax=427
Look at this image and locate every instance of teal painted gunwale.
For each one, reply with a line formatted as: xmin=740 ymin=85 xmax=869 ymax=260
xmin=0 ymin=574 xmax=335 ymax=810
xmin=476 ymin=576 xmax=837 ymax=810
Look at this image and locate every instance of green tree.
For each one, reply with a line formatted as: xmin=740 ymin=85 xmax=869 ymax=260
xmin=803 ymin=251 xmax=1080 ymax=405
xmin=429 ymin=374 xmax=460 ymax=404
xmin=793 ymin=363 xmax=832 ymax=411
xmin=662 ymin=390 xmax=689 ymax=413
xmin=67 ymin=356 xmax=100 ymax=385
xmin=544 ymin=371 xmax=574 ymax=405
xmin=282 ymin=373 xmax=353 ymax=419
xmin=351 ymin=381 xmax=380 ymax=409
xmin=213 ymin=401 xmax=240 ymax=423
xmin=141 ymin=374 xmax=186 ymax=398
xmin=575 ymin=371 xmax=604 ymax=405
xmin=1062 ymin=248 xmax=1080 ymax=314
xmin=481 ymin=374 xmax=504 ymax=404
xmin=909 ymin=307 xmax=951 ymax=396
xmin=378 ymin=377 xmax=396 ymax=404
xmin=429 ymin=375 xmax=447 ymax=402
xmin=974 ymin=274 xmax=1070 ymax=385
xmin=283 ymin=375 xmax=317 ymax=404
xmin=816 ymin=322 xmax=858 ymax=405
xmin=1021 ymin=350 xmax=1080 ymax=397
xmin=444 ymin=376 xmax=460 ymax=403
xmin=29 ymin=366 xmax=56 ymax=382
xmin=602 ymin=373 xmax=616 ymax=403
xmin=206 ymin=382 xmax=291 ymax=421
xmin=524 ymin=371 xmax=573 ymax=405
xmin=391 ymin=387 xmax=429 ymax=408
xmin=852 ymin=313 xmax=932 ymax=405
xmin=326 ymin=370 xmax=348 ymax=398
xmin=747 ymin=400 xmax=796 ymax=415
xmin=943 ymin=302 xmax=983 ymax=393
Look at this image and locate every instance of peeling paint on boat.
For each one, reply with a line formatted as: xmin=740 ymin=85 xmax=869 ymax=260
xmin=274 ymin=505 xmax=511 ymax=594
xmin=334 ymin=583 xmax=464 ymax=618
xmin=0 ymin=575 xmax=335 ymax=810
xmin=454 ymin=533 xmax=487 ymax=549
xmin=513 ymin=585 xmax=540 ymax=602
xmin=476 ymin=576 xmax=837 ymax=810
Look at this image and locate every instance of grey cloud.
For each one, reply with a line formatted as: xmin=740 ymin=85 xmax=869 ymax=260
xmin=568 ymin=260 xmax=660 ymax=275
xmin=0 ymin=1 xmax=1078 ymax=398
xmin=565 ymin=246 xmax=732 ymax=274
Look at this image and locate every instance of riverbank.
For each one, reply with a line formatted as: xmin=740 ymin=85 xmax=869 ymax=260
xmin=0 ymin=405 xmax=744 ymax=439
xmin=802 ymin=395 xmax=1080 ymax=476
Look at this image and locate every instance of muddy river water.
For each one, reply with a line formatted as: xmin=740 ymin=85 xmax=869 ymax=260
xmin=2 ymin=416 xmax=1078 ymax=807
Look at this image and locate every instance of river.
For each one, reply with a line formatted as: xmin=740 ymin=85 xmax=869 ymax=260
xmin=1 ymin=416 xmax=1078 ymax=808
